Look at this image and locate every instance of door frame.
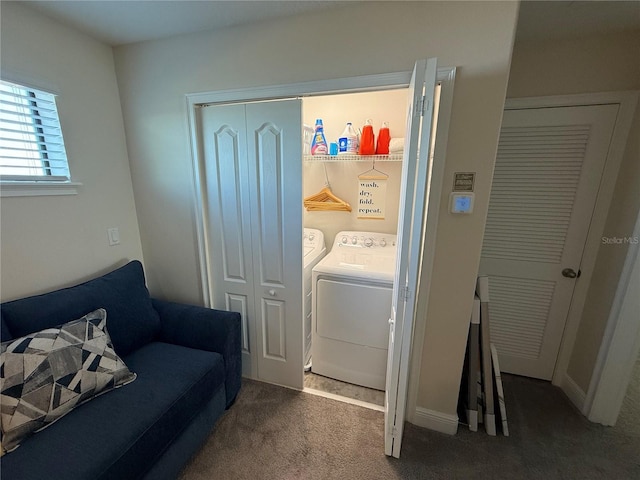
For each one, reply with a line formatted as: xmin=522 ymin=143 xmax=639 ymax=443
xmin=502 ymin=91 xmax=638 ymax=406
xmin=185 ymin=67 xmax=456 ymax=423
xmin=585 ymin=206 xmax=640 ymax=425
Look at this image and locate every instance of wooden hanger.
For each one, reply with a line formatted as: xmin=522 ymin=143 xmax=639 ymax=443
xmin=303 ymin=164 xmax=352 ymax=212
xmin=304 ymin=186 xmax=352 ymax=212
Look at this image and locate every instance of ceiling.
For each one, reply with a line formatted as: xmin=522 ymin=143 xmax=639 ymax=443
xmin=516 ymin=1 xmax=640 ymax=42
xmin=23 ymin=1 xmax=350 ymax=46
xmin=19 ymin=1 xmax=640 ymax=47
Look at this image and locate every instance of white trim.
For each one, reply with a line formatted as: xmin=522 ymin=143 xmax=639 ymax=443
xmin=561 ymin=373 xmax=587 ymax=412
xmin=186 ymin=72 xmax=411 ymax=106
xmin=412 ymin=407 xmax=458 ymax=435
xmin=504 ymin=92 xmax=640 ymax=392
xmin=302 ymin=387 xmax=385 ymax=413
xmin=185 ymin=98 xmax=211 ymax=308
xmin=505 ymin=91 xmax=638 ymax=110
xmin=0 ymin=181 xmax=81 ymax=197
xmin=585 ymin=207 xmax=640 ymax=425
xmin=406 ymin=67 xmax=457 ymax=425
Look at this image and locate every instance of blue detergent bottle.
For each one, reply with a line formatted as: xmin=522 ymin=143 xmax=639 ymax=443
xmin=310 ymin=119 xmax=328 ymax=155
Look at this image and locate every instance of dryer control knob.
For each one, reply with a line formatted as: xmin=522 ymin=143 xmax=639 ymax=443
xmin=380 ymin=239 xmax=387 ymax=247
xmin=341 ymin=235 xmax=348 ymax=244
xmin=351 ymin=236 xmax=358 ymax=245
xmin=364 ymin=238 xmax=373 ymax=247
xmin=309 ymin=233 xmax=315 ymax=241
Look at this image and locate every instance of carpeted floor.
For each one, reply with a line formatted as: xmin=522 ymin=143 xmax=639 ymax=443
xmin=616 ymin=355 xmax=640 ymax=437
xmin=179 ymin=375 xmax=640 ymax=480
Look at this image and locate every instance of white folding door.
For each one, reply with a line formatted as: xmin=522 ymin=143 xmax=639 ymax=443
xmin=199 ymin=99 xmax=303 ymax=390
xmin=385 ymin=58 xmax=438 ymax=458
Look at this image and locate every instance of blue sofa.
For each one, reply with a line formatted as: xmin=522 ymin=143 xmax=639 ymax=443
xmin=0 ymin=260 xmax=241 ymax=480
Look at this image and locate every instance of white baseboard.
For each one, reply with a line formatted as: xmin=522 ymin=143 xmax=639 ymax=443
xmin=411 ymin=407 xmax=459 ymax=435
xmin=562 ymin=373 xmax=586 ymax=412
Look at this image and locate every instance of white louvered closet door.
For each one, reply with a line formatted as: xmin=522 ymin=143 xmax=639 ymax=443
xmin=479 ymin=104 xmax=618 ymax=380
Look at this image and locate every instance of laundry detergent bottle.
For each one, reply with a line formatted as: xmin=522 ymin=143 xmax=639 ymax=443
xmin=310 ymin=119 xmax=328 ymax=155
xmin=338 ymin=122 xmax=358 ymax=155
xmin=376 ymin=122 xmax=391 ymax=154
xmin=359 ymin=119 xmax=375 ymax=155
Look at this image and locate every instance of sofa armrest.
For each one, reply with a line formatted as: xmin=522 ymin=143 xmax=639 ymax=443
xmin=152 ymin=299 xmax=241 ymax=407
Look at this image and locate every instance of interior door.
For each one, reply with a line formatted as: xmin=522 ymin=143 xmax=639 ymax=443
xmin=245 ymin=100 xmax=303 ymax=390
xmin=200 ymin=103 xmax=258 ymax=378
xmin=479 ymin=104 xmax=619 ymax=380
xmin=385 ymin=58 xmax=438 ymax=458
xmin=200 ymin=99 xmax=303 ymax=389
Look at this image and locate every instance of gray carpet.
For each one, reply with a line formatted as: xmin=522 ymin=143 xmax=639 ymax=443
xmin=616 ymin=355 xmax=640 ymax=437
xmin=179 ymin=375 xmax=640 ymax=480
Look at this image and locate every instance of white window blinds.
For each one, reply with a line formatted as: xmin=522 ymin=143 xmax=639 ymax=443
xmin=0 ymin=80 xmax=70 ymax=182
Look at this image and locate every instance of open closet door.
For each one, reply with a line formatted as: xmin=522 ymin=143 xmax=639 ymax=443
xmin=385 ymin=58 xmax=438 ymax=458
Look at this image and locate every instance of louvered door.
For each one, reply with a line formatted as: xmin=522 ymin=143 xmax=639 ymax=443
xmin=479 ymin=104 xmax=618 ymax=379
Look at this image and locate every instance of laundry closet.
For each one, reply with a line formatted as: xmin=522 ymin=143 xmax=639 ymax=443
xmin=195 ymin=60 xmax=441 ymax=431
xmin=301 ymin=89 xmax=408 ymax=404
xmin=194 ymin=58 xmax=442 ymax=456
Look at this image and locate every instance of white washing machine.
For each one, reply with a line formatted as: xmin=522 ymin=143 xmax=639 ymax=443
xmin=312 ymin=231 xmax=397 ymax=390
xmin=303 ymin=228 xmax=326 ymax=369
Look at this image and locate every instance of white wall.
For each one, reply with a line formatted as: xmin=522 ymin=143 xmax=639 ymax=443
xmin=303 ymin=90 xmax=407 ymax=247
xmin=507 ymin=30 xmax=640 ymax=394
xmin=114 ymin=1 xmax=518 ymax=420
xmin=0 ymin=3 xmax=144 ymax=301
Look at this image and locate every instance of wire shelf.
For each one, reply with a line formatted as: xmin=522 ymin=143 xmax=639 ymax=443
xmin=303 ymin=154 xmax=403 ymax=162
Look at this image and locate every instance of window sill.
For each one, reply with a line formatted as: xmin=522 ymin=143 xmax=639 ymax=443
xmin=0 ymin=181 xmax=82 ymax=197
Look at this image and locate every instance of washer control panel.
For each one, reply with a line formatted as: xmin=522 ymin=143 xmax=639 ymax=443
xmin=304 ymin=228 xmax=324 ymax=248
xmin=334 ymin=231 xmax=397 ymax=250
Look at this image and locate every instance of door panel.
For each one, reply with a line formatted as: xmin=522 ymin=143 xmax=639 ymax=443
xmin=200 ymin=104 xmax=257 ymax=378
xmin=385 ymin=58 xmax=438 ymax=458
xmin=480 ymin=104 xmax=619 ymax=379
xmin=246 ymin=100 xmax=303 ymax=389
xmin=261 ymin=298 xmax=286 ymax=360
xmin=225 ymin=293 xmax=251 ymax=355
xmin=254 ymin=122 xmax=285 ymax=285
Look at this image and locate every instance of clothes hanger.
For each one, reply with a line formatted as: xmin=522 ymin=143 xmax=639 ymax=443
xmin=303 ymin=164 xmax=352 ymax=212
xmin=358 ymin=157 xmax=389 ymax=180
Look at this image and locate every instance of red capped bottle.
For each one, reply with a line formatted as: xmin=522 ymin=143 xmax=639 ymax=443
xmin=376 ymin=122 xmax=390 ymax=155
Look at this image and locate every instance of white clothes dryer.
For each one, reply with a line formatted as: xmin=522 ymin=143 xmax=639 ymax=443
xmin=311 ymin=231 xmax=397 ymax=390
xmin=303 ymin=228 xmax=326 ymax=369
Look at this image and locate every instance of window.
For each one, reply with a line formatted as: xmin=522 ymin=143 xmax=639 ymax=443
xmin=0 ymin=80 xmax=70 ymax=182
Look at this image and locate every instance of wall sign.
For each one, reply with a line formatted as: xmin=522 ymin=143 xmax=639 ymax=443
xmin=453 ymin=172 xmax=475 ymax=192
xmin=357 ymin=176 xmax=387 ymax=219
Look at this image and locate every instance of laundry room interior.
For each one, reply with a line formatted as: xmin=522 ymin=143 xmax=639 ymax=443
xmin=301 ymin=87 xmax=418 ymax=407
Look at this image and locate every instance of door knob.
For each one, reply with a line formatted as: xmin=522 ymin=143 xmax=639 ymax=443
xmin=562 ymin=268 xmax=578 ymax=278
xmin=268 ymin=289 xmax=277 ymax=296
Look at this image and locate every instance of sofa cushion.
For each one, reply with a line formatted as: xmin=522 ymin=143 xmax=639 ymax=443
xmin=0 ymin=309 xmax=136 ymax=453
xmin=0 ymin=342 xmax=226 ymax=480
xmin=0 ymin=261 xmax=159 ymax=357
xmin=1 ymin=313 xmax=12 ymax=342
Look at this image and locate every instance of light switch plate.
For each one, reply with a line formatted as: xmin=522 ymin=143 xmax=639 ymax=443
xmin=107 ymin=227 xmax=120 ymax=246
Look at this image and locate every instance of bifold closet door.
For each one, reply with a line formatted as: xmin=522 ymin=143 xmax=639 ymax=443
xmin=200 ymin=103 xmax=258 ymax=378
xmin=200 ymin=99 xmax=303 ymax=389
xmin=245 ymin=100 xmax=303 ymax=390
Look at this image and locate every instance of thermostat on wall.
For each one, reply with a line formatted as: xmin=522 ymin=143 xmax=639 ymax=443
xmin=449 ymin=192 xmax=474 ymax=214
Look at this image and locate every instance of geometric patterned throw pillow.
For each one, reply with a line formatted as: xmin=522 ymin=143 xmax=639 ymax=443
xmin=0 ymin=309 xmax=136 ymax=453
